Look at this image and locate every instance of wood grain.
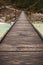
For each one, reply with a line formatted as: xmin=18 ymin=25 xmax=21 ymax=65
xmin=0 ymin=11 xmax=43 ymax=65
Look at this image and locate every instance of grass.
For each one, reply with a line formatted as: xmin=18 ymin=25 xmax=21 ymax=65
xmin=32 ymin=21 xmax=43 ymax=38
xmin=0 ymin=22 xmax=11 ymax=41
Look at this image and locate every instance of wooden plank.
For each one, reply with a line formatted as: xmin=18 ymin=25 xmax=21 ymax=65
xmin=0 ymin=52 xmax=43 ymax=65
xmin=0 ymin=11 xmax=43 ymax=65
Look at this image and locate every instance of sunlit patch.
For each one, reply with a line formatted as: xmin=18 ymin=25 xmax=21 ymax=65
xmin=0 ymin=22 xmax=14 ymax=41
xmin=32 ymin=22 xmax=43 ymax=39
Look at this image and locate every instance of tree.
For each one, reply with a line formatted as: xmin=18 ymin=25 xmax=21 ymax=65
xmin=0 ymin=0 xmax=43 ymax=13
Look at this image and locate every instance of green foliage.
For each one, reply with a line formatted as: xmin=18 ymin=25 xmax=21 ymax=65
xmin=14 ymin=0 xmax=30 ymax=8
xmin=35 ymin=0 xmax=43 ymax=13
xmin=0 ymin=0 xmax=11 ymax=7
xmin=0 ymin=0 xmax=43 ymax=13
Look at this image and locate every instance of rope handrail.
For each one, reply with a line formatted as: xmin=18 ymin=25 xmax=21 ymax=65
xmin=37 ymin=8 xmax=43 ymax=12
xmin=29 ymin=0 xmax=40 ymax=9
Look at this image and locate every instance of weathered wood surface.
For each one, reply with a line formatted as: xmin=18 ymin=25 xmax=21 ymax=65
xmin=0 ymin=11 xmax=43 ymax=65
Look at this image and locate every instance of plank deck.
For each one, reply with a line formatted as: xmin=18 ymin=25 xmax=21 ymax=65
xmin=0 ymin=11 xmax=43 ymax=65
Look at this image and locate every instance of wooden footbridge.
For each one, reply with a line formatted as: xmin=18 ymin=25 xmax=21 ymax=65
xmin=0 ymin=11 xmax=43 ymax=65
